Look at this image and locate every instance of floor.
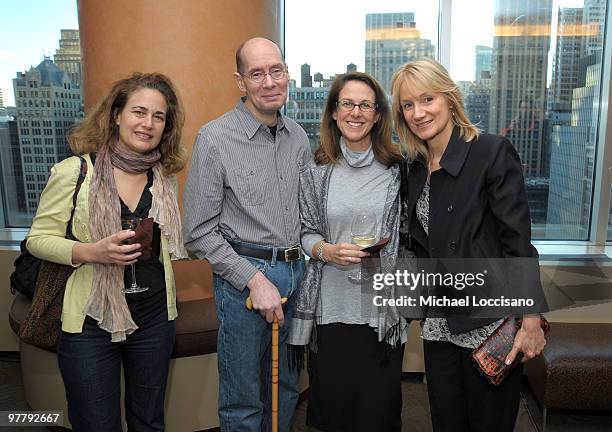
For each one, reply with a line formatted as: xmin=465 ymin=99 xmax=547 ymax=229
xmin=1 ymin=352 xmax=611 ymax=432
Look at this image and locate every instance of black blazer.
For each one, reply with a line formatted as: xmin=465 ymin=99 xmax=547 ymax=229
xmin=401 ymin=127 xmax=541 ymax=334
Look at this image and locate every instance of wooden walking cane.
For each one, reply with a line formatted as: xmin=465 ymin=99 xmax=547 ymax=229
xmin=246 ymin=296 xmax=287 ymax=432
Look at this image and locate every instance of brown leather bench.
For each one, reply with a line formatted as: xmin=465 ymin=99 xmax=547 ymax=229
xmin=524 ymin=322 xmax=612 ymax=430
xmin=9 ymin=292 xmax=219 ymax=358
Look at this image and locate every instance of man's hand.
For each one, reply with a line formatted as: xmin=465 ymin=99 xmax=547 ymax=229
xmin=246 ymin=271 xmax=284 ymax=325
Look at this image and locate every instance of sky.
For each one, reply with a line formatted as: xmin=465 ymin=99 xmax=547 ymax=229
xmin=0 ymin=0 xmax=591 ymax=106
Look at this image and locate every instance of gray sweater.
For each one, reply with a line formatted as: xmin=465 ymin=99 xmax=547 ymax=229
xmin=302 ymin=151 xmax=391 ymax=324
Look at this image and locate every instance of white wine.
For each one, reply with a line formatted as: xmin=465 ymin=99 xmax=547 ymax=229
xmin=352 ymin=235 xmax=376 ymax=247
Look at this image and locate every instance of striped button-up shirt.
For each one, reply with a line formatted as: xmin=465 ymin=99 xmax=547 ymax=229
xmin=183 ymin=99 xmax=311 ymax=290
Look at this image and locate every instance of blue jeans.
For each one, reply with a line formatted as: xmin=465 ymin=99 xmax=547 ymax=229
xmin=57 ymin=310 xmax=176 ymax=432
xmin=214 ymin=248 xmax=305 ymax=432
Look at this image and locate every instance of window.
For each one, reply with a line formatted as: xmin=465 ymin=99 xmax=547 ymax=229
xmin=285 ymin=0 xmax=611 ymax=245
xmin=448 ymin=0 xmax=607 ymax=241
xmin=0 ymin=2 xmax=81 ymax=228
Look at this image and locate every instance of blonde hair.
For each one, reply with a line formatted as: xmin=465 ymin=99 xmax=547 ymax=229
xmin=390 ymin=58 xmax=479 ymax=162
xmin=68 ymin=72 xmax=186 ymax=175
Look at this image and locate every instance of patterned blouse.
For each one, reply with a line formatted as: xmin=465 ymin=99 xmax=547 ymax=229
xmin=416 ymin=180 xmax=502 ymax=349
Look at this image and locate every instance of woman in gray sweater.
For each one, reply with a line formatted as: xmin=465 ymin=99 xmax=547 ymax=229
xmin=289 ymin=72 xmax=409 ymax=432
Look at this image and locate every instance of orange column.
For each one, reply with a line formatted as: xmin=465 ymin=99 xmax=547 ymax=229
xmin=78 ymin=0 xmax=281 ymax=299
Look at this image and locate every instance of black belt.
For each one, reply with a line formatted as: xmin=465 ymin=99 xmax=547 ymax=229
xmin=228 ymin=241 xmax=302 ymax=262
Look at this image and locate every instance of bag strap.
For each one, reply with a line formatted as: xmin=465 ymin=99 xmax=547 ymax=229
xmin=399 ymin=157 xmax=409 ymax=205
xmin=399 ymin=158 xmax=415 ymax=250
xmin=65 ymin=156 xmax=87 ymax=241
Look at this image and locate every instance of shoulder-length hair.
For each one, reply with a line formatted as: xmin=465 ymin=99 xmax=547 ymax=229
xmin=68 ymin=72 xmax=186 ymax=175
xmin=390 ymin=58 xmax=479 ymax=162
xmin=316 ymin=72 xmax=400 ymax=167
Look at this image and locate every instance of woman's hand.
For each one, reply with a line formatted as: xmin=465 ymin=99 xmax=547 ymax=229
xmin=72 ymin=230 xmax=142 ymax=265
xmin=322 ymin=242 xmax=370 ymax=266
xmin=505 ymin=315 xmax=547 ymax=365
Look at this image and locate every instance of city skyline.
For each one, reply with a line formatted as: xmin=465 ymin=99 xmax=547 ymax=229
xmin=0 ymin=1 xmax=78 ymax=107
xmin=0 ymin=0 xmax=607 ymax=238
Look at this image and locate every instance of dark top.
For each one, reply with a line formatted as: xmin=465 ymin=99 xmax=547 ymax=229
xmin=120 ymin=169 xmax=166 ymax=326
xmin=399 ymin=127 xmax=545 ymax=334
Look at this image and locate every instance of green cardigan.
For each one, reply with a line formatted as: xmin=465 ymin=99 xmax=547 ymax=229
xmin=26 ymin=154 xmax=178 ymax=333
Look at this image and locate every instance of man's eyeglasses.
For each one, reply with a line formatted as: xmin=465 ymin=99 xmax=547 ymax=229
xmin=241 ymin=67 xmax=287 ymax=83
xmin=336 ymin=100 xmax=378 ymax=112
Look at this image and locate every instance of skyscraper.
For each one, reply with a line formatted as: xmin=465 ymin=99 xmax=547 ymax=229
xmin=365 ymin=12 xmax=435 ymax=93
xmin=465 ymin=81 xmax=491 ymax=133
xmin=54 ymin=29 xmax=81 ymax=85
xmin=287 ymin=78 xmax=330 ymax=151
xmin=550 ymin=8 xmax=583 ymax=113
xmin=301 ymin=63 xmax=312 ymax=88
xmin=0 ymin=115 xmax=26 ymax=226
xmin=474 ymin=45 xmax=492 ymax=81
xmin=0 ymin=88 xmax=4 ymax=107
xmin=583 ymin=0 xmax=606 ymax=57
xmin=546 ymin=0 xmax=606 ymax=239
xmin=546 ymin=61 xmax=599 ymax=239
xmin=12 ymin=57 xmax=83 ymax=216
xmin=489 ymin=0 xmax=553 ymax=178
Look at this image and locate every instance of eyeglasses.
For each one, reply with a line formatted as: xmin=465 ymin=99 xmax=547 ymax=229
xmin=336 ymin=100 xmax=378 ymax=112
xmin=241 ymin=67 xmax=287 ymax=83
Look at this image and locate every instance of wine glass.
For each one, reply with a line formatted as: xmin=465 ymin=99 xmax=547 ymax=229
xmin=121 ymin=217 xmax=148 ymax=294
xmin=348 ymin=212 xmax=377 ymax=282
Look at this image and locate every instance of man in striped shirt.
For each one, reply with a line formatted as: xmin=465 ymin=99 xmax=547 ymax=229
xmin=183 ymin=37 xmax=311 ymax=432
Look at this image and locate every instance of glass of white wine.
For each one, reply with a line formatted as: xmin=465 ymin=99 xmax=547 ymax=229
xmin=348 ymin=212 xmax=377 ymax=282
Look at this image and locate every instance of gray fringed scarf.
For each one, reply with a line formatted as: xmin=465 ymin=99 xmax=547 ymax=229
xmin=85 ymin=142 xmax=188 ymax=342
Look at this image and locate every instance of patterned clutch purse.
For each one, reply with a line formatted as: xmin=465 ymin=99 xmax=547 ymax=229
xmin=471 ymin=315 xmax=550 ymax=386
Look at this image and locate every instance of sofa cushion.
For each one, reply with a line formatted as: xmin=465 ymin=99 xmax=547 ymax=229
xmin=524 ymin=322 xmax=612 ymax=411
xmin=9 ymin=293 xmax=220 ymax=358
xmin=172 ymin=297 xmax=219 ymax=358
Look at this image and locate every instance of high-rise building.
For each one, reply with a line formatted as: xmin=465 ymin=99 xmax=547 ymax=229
xmin=550 ymin=8 xmax=584 ymax=113
xmin=0 ymin=115 xmax=26 ymax=226
xmin=545 ymin=0 xmax=605 ymax=239
xmin=546 ymin=61 xmax=599 ymax=239
xmin=287 ymin=79 xmax=330 ymax=151
xmin=474 ymin=45 xmax=492 ymax=81
xmin=12 ymin=57 xmax=83 ymax=216
xmin=489 ymin=0 xmax=553 ymax=178
xmin=465 ymin=81 xmax=491 ymax=133
xmin=365 ymin=12 xmax=435 ymax=93
xmin=54 ymin=29 xmax=81 ymax=85
xmin=0 ymin=88 xmax=4 ymax=107
xmin=583 ymin=0 xmax=606 ymax=57
xmin=300 ymin=63 xmax=312 ymax=88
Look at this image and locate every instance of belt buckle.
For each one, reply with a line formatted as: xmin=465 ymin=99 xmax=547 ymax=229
xmin=283 ymin=245 xmax=301 ymax=262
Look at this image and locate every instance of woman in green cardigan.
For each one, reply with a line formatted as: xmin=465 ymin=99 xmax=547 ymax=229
xmin=27 ymin=72 xmax=188 ymax=431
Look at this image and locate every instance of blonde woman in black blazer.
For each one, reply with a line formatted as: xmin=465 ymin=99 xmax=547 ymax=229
xmin=391 ymin=58 xmax=547 ymax=432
